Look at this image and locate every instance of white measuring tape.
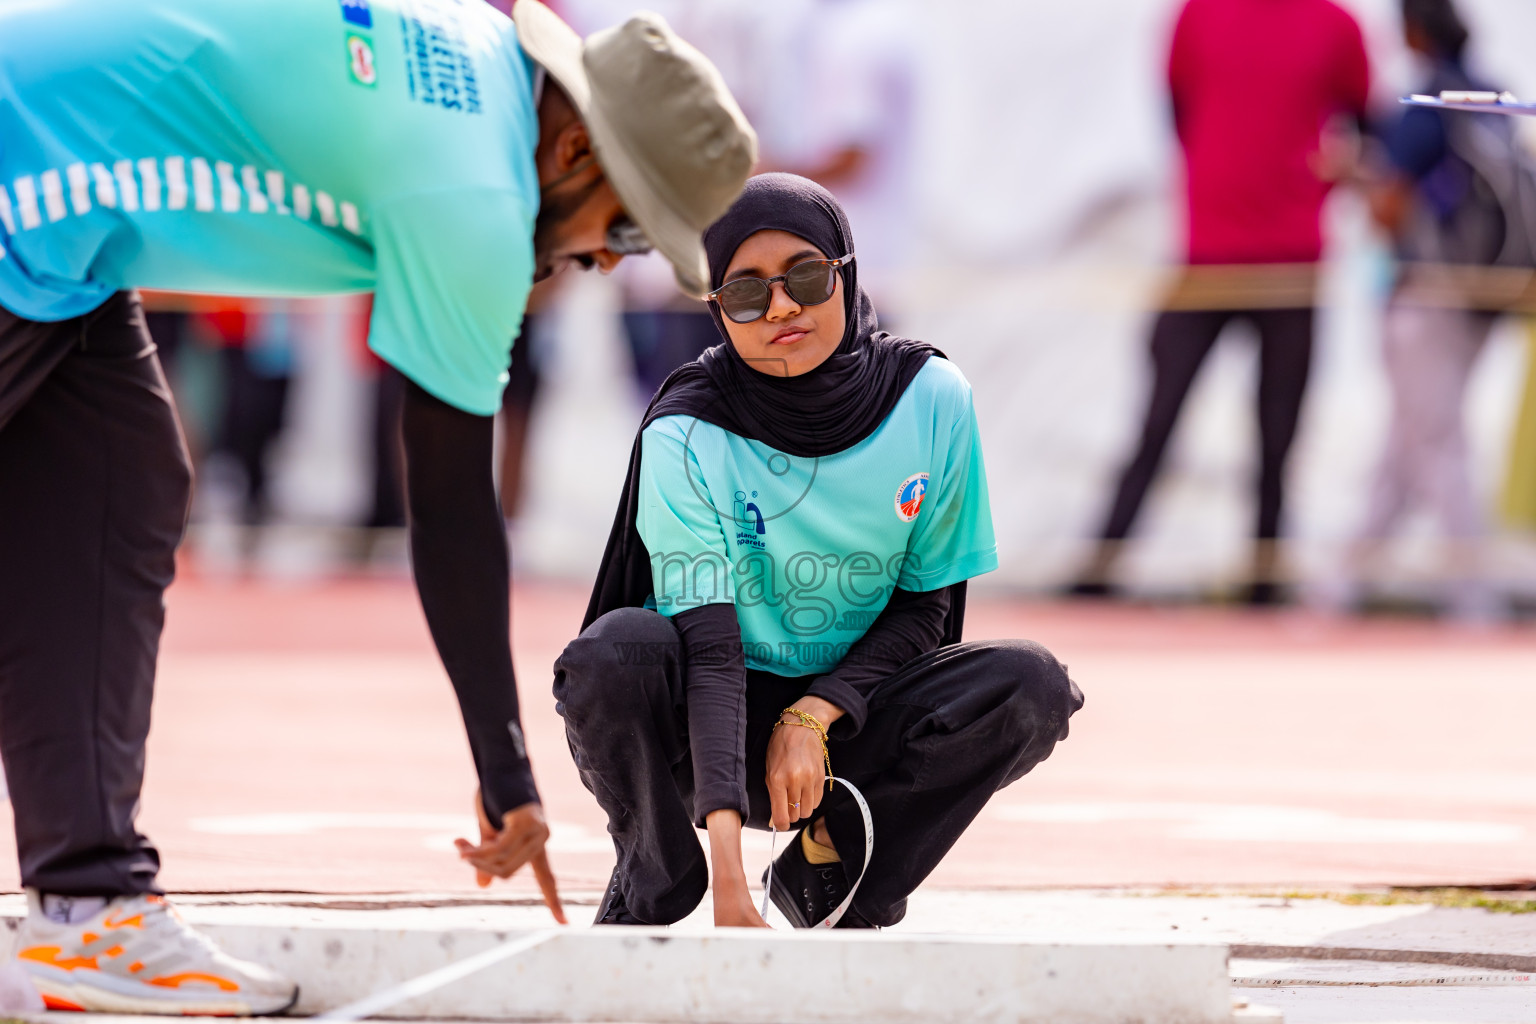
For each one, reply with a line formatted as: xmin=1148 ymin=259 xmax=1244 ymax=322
xmin=759 ymin=775 xmax=875 ymax=929
xmin=1236 ymin=973 xmax=1536 ymax=988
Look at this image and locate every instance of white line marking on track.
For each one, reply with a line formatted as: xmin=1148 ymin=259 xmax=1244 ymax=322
xmin=187 ymin=813 xmax=616 ymax=854
xmin=314 ymin=931 xmax=556 ymax=1022
xmin=990 ymin=802 xmax=1522 ymax=844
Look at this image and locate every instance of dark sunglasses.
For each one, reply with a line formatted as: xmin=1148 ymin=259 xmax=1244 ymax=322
xmin=571 ymin=216 xmax=653 ymax=270
xmin=606 ymin=216 xmax=653 ymax=256
xmin=706 ymin=253 xmax=854 ymax=324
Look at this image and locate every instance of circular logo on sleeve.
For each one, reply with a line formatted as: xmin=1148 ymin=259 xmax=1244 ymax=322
xmin=895 ymin=472 xmax=930 ymax=522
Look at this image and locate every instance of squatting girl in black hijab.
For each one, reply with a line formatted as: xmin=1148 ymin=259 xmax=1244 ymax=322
xmin=555 ymin=174 xmax=1083 ymax=929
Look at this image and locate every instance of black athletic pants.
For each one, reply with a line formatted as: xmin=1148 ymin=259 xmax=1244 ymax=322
xmin=1100 ymin=306 xmax=1314 ymax=543
xmin=553 ymin=607 xmax=1083 ymax=927
xmin=0 ymin=291 xmax=189 ymax=896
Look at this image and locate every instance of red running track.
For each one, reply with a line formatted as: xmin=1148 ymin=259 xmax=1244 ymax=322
xmin=3 ymin=574 xmax=1533 ymax=897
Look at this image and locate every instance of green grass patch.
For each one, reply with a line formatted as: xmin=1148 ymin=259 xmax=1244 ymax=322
xmin=1171 ymin=887 xmax=1536 ymax=914
xmin=1330 ymin=888 xmax=1536 ymax=914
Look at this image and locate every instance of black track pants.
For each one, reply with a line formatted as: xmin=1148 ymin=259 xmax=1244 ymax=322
xmin=1100 ymin=306 xmax=1314 ymax=543
xmin=553 ymin=607 xmax=1084 ymax=927
xmin=0 ymin=291 xmax=191 ymax=895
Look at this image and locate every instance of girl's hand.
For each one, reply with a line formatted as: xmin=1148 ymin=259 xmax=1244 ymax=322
xmin=765 ymin=697 xmax=844 ymax=832
xmin=705 ymin=809 xmax=770 ymax=928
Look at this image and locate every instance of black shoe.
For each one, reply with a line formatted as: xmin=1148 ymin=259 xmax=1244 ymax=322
xmin=763 ymin=829 xmax=876 ymax=929
xmin=1063 ymin=579 xmax=1121 ymax=600
xmin=594 ymin=867 xmax=644 ymax=925
xmin=1241 ymin=580 xmax=1289 ymax=607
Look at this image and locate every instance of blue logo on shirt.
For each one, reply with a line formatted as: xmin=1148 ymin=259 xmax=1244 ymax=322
xmin=733 ymin=490 xmax=767 ymax=550
xmin=340 ymin=0 xmax=373 ymax=29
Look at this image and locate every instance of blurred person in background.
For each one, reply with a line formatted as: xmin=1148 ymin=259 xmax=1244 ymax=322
xmin=498 ymin=280 xmax=558 ymax=525
xmin=1339 ymin=0 xmax=1531 ymax=622
xmin=617 ymin=253 xmax=723 ymax=399
xmin=754 ymin=0 xmax=917 ymax=310
xmin=566 ymin=0 xmax=741 ymax=399
xmin=0 ymin=0 xmax=753 ymax=1010
xmin=200 ymin=302 xmax=295 ymax=528
xmin=574 ymin=0 xmax=919 ymax=401
xmin=141 ymin=307 xmax=190 ymax=392
xmin=1071 ymin=0 xmax=1370 ymax=605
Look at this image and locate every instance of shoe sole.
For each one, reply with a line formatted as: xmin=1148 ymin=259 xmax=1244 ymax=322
xmin=29 ymin=973 xmax=300 ymax=1017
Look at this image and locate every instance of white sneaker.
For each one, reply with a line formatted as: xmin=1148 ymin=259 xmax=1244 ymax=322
xmin=12 ymin=890 xmax=298 ymax=1015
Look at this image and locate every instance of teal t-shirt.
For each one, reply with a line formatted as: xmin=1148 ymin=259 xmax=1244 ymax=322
xmin=0 ymin=0 xmax=540 ymax=415
xmin=637 ymin=358 xmax=998 ymax=677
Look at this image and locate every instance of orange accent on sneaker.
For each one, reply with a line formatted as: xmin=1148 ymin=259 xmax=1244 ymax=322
xmin=102 ymin=911 xmax=145 ymax=929
xmin=128 ymin=961 xmax=145 ymax=973
xmin=42 ymin=994 xmax=86 ymax=1011
xmin=81 ymin=933 xmax=98 ymax=945
xmin=150 ymin=972 xmax=240 ymax=992
xmin=104 ymin=945 xmax=125 ymax=958
xmin=18 ymin=945 xmax=99 ymax=971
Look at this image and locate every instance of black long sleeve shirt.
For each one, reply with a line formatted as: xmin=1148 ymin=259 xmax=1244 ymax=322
xmin=673 ymin=586 xmax=951 ymax=824
xmin=401 ymin=380 xmax=538 ymax=821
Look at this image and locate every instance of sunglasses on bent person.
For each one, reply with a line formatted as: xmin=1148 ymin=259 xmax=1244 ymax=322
xmin=605 ymin=215 xmax=653 ymax=256
xmin=567 ymin=215 xmax=653 ymax=271
xmin=706 ymin=254 xmax=855 ymax=324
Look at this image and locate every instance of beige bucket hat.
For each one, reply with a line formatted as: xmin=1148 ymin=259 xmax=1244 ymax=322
xmin=513 ymin=0 xmax=758 ymax=297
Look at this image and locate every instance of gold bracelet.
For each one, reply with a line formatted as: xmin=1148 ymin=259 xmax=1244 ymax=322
xmin=779 ymin=707 xmax=827 ymax=742
xmin=774 ymin=707 xmax=833 ymax=790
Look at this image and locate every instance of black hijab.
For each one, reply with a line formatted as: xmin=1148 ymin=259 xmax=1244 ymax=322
xmin=582 ymin=174 xmax=966 ymax=644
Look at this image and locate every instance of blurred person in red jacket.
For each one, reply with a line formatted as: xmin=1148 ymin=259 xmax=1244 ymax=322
xmin=1072 ymin=0 xmax=1370 ymax=604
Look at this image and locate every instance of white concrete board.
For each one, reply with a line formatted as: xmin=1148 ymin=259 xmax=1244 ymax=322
xmin=202 ymin=923 xmax=1237 ymax=1023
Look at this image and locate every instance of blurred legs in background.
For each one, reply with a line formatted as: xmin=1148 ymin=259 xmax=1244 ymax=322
xmin=499 ymin=315 xmax=545 ymax=523
xmin=1074 ymin=302 xmax=1314 ymax=604
xmin=1350 ymin=301 xmax=1499 ymax=621
xmin=141 ymin=310 xmax=189 ymax=395
xmin=366 ymin=365 xmax=409 ymax=532
xmin=178 ymin=304 xmax=295 ymax=561
xmin=621 ymin=309 xmax=719 ymax=401
xmin=213 ymin=343 xmax=292 ymax=526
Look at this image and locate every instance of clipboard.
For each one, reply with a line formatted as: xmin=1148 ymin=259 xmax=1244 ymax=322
xmin=1401 ymin=91 xmax=1536 ymax=117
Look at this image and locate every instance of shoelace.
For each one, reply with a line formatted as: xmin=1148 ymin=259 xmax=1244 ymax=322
xmin=140 ymin=901 xmax=221 ymax=958
xmin=800 ymin=867 xmax=844 ymax=916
